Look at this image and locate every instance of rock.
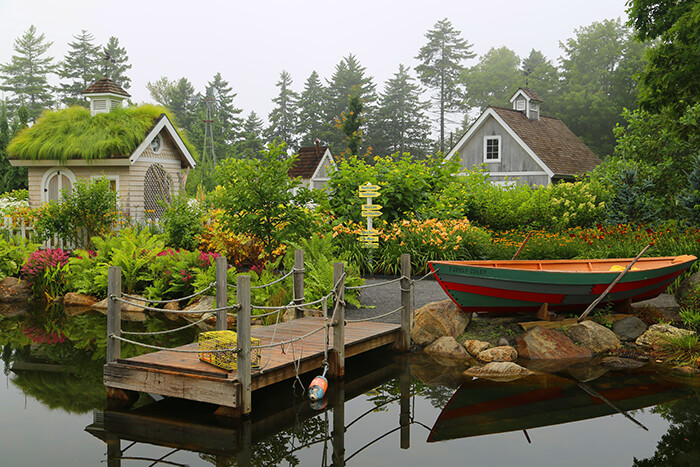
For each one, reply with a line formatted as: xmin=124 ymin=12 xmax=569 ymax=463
xmin=411 ymin=352 xmax=468 ymax=387
xmin=92 ymin=295 xmax=148 ymax=322
xmin=463 ymin=362 xmax=535 ymax=382
xmin=635 ymin=323 xmax=696 ymax=350
xmin=410 ymin=299 xmax=470 ymax=347
xmin=632 ymin=293 xmax=681 ymax=323
xmin=0 ymin=302 xmax=29 ymax=317
xmin=0 ymin=276 xmax=30 ymax=303
xmin=565 ymin=359 xmax=609 ymax=382
xmin=464 ymin=339 xmax=490 ymax=357
xmin=612 ymin=316 xmax=647 ymax=341
xmin=672 ymin=366 xmax=700 ymax=376
xmin=601 ymin=356 xmax=646 ymax=370
xmin=162 ymin=301 xmax=183 ymax=321
xmin=424 ymin=336 xmax=470 ymax=363
xmin=517 ymin=326 xmax=592 ymax=360
xmin=64 ymin=306 xmax=92 ymax=317
xmin=63 ymin=292 xmax=98 ymax=307
xmin=477 ymin=346 xmax=517 ymax=363
xmin=181 ymin=296 xmax=216 ymax=321
xmin=497 ymin=337 xmax=510 ymax=347
xmin=564 ymin=321 xmax=620 ymax=354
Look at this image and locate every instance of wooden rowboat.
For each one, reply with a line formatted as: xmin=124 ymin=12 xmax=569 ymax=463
xmin=428 ymin=255 xmax=696 ymax=314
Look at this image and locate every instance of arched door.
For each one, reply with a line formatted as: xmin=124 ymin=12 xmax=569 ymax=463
xmin=42 ymin=168 xmax=76 ymax=203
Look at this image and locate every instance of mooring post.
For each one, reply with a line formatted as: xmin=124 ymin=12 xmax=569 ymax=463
xmin=399 ymin=356 xmax=411 ymax=449
xmin=216 ymin=255 xmax=228 ymax=331
xmin=293 ymin=249 xmax=304 ymax=319
xmin=237 ymin=274 xmax=252 ymax=415
xmin=107 ymin=266 xmax=122 ymax=363
xmin=330 ymin=262 xmax=345 ymax=379
xmin=398 ymin=254 xmax=412 ymax=352
xmin=331 ymin=381 xmax=346 ymax=467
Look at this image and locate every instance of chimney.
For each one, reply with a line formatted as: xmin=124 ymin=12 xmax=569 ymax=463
xmin=314 ymin=138 xmax=321 ymax=157
xmin=509 ymin=88 xmax=542 ymax=121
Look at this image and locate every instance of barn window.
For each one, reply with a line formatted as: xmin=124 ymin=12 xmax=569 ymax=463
xmin=143 ymin=164 xmax=172 ymax=220
xmin=484 ymin=136 xmax=501 ymax=163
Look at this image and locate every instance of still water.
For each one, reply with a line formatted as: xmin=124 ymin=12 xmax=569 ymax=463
xmin=1 ymin=307 xmax=698 ymax=466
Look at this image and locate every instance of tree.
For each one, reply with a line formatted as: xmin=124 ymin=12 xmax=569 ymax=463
xmin=236 ymin=111 xmax=265 ymax=159
xmin=415 ymin=18 xmax=475 ymax=152
xmin=0 ymin=100 xmax=27 ymax=193
xmin=461 ymin=46 xmax=521 ymax=113
xmin=216 ymin=143 xmax=318 ymax=255
xmin=554 ymin=19 xmax=647 ymax=157
xmin=146 ymin=77 xmax=198 ymax=132
xmin=337 ymin=89 xmax=365 ymax=157
xmin=58 ymin=30 xmax=102 ymax=107
xmin=204 ymin=72 xmax=243 ymax=160
xmin=627 ymin=0 xmax=699 ymax=115
xmin=266 ymin=70 xmax=299 ymax=149
xmin=0 ymin=25 xmax=55 ymax=121
xmin=102 ymin=36 xmax=132 ymax=89
xmin=373 ymin=64 xmax=431 ymax=157
xmin=520 ymin=49 xmax=560 ymax=103
xmin=324 ymin=54 xmax=377 ymax=151
xmin=297 ymin=71 xmax=326 ymax=146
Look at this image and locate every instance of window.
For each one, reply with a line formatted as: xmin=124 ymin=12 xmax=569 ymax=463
xmin=41 ymin=168 xmax=76 ymax=203
xmin=516 ymin=99 xmax=526 ymax=111
xmin=484 ymin=136 xmax=501 ymax=162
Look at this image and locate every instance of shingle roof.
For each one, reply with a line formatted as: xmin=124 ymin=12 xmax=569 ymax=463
xmin=520 ymin=88 xmax=542 ymax=102
xmin=289 ymin=145 xmax=329 ymax=178
xmin=81 ymin=77 xmax=131 ymax=97
xmin=491 ymin=107 xmax=601 ymax=176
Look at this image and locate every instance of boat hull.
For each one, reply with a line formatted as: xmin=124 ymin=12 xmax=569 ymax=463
xmin=429 ymin=256 xmax=696 ymax=314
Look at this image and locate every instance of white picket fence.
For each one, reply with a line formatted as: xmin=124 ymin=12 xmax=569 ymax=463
xmin=2 ymin=215 xmax=81 ymax=251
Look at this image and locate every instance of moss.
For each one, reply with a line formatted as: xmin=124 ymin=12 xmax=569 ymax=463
xmin=458 ymin=318 xmax=523 ymax=345
xmin=7 ymin=105 xmax=195 ymax=163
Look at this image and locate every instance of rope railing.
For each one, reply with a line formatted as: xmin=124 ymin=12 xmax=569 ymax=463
xmin=345 ymin=306 xmax=403 ymax=323
xmin=121 ymin=282 xmax=215 ymax=304
xmin=111 ymin=333 xmax=241 ymax=354
xmin=226 ymin=267 xmax=302 ymax=290
xmin=251 ymin=293 xmax=332 ymax=311
xmin=120 ymin=313 xmax=214 ymax=336
xmin=345 ymin=275 xmax=406 ymax=290
xmin=111 ymin=295 xmax=240 ymax=315
xmin=250 ymin=324 xmax=327 ymax=350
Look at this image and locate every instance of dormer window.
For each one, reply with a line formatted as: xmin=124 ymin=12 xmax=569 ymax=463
xmin=484 ymin=135 xmax=501 ymax=163
xmin=516 ymin=99 xmax=526 ymax=111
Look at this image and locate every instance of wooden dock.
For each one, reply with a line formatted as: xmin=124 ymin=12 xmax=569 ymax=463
xmin=104 ymin=317 xmax=401 ymax=414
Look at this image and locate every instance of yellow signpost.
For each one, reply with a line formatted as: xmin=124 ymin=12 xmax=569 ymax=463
xmin=359 ymin=183 xmax=381 ymax=248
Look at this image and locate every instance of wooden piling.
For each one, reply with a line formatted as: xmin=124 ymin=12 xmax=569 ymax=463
xmin=237 ymin=274 xmax=252 ymax=415
xmin=107 ymin=266 xmax=122 ymax=363
xmin=332 ymin=381 xmax=346 ymax=467
xmin=293 ymin=249 xmax=304 ymax=319
xmin=216 ymin=256 xmax=228 ymax=331
xmin=399 ymin=356 xmax=411 ymax=449
xmin=330 ymin=262 xmax=345 ymax=379
xmin=398 ymin=254 xmax=412 ymax=352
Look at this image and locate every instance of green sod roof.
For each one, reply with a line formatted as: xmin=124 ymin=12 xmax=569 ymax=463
xmin=8 ymin=105 xmax=178 ymax=163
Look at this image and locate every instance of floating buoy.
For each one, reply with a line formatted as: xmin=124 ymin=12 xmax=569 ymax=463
xmin=308 ymin=374 xmax=328 ymax=401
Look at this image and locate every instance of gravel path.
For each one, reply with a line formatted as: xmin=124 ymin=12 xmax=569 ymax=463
xmin=344 ymin=275 xmax=449 ymax=324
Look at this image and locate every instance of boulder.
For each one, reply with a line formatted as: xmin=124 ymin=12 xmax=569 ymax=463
xmin=411 ymin=352 xmax=468 ymax=387
xmin=410 ymin=299 xmax=470 ymax=347
xmin=424 ymin=336 xmax=470 ymax=364
xmin=564 ymin=321 xmax=620 ymax=354
xmin=92 ymin=295 xmax=148 ymax=322
xmin=600 ymin=356 xmax=646 ymax=370
xmin=463 ymin=362 xmax=535 ymax=382
xmin=635 ymin=323 xmax=696 ymax=350
xmin=0 ymin=276 xmax=30 ymax=303
xmin=565 ymin=359 xmax=609 ymax=382
xmin=612 ymin=316 xmax=647 ymax=341
xmin=497 ymin=337 xmax=510 ymax=347
xmin=464 ymin=339 xmax=490 ymax=357
xmin=162 ymin=301 xmax=184 ymax=321
xmin=632 ymin=293 xmax=681 ymax=323
xmin=517 ymin=326 xmax=592 ymax=360
xmin=64 ymin=306 xmax=93 ymax=317
xmin=63 ymin=292 xmax=98 ymax=307
xmin=477 ymin=346 xmax=518 ymax=363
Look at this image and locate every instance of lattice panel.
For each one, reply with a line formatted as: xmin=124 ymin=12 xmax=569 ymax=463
xmin=144 ymin=164 xmax=172 ymax=220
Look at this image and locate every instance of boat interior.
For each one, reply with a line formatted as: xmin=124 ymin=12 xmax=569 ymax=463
xmin=433 ymin=255 xmax=697 ymax=272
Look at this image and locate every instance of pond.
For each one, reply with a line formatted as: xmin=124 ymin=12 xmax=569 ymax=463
xmin=1 ymin=305 xmax=699 ymax=466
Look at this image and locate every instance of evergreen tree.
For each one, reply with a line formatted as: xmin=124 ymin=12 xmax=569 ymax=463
xmin=461 ymin=46 xmax=521 ymax=113
xmin=204 ymin=72 xmax=243 ymax=160
xmin=415 ymin=18 xmax=475 ymax=152
xmin=678 ymin=153 xmax=700 ymax=226
xmin=521 ymin=49 xmax=560 ymax=103
xmin=58 ymin=30 xmax=102 ymax=107
xmin=236 ymin=111 xmax=266 ymax=159
xmin=324 ymin=54 xmax=377 ymax=151
xmin=606 ymin=167 xmax=659 ymax=225
xmin=0 ymin=25 xmax=55 ymax=121
xmin=102 ymin=36 xmax=132 ymax=89
xmin=266 ymin=70 xmax=299 ymax=150
xmin=0 ymin=100 xmax=27 ymax=192
xmin=373 ymin=64 xmax=431 ymax=157
xmin=297 ymin=71 xmax=326 ymax=146
xmin=338 ymin=89 xmax=365 ymax=157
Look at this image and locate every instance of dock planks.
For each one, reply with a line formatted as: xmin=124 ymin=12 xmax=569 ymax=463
xmin=104 ymin=317 xmax=400 ymax=411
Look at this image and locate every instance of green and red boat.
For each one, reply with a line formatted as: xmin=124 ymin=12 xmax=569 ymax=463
xmin=428 ymin=255 xmax=696 ymax=314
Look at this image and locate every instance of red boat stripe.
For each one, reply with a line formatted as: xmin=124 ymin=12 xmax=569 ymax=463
xmin=591 ymin=270 xmax=683 ymax=294
xmin=443 ymin=281 xmax=567 ymax=304
xmin=438 ymin=387 xmax=566 ymax=421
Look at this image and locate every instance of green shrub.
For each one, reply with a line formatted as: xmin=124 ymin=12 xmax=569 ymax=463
xmin=0 ymin=236 xmax=38 ymax=280
xmin=161 ymin=194 xmax=204 ymax=251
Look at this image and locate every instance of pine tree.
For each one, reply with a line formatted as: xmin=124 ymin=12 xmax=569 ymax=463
xmin=266 ymin=70 xmax=299 ymax=150
xmin=415 ymin=18 xmax=475 ymax=152
xmin=58 ymin=30 xmax=102 ymax=107
xmin=373 ymin=64 xmax=431 ymax=157
xmin=520 ymin=49 xmax=559 ymax=102
xmin=0 ymin=100 xmax=27 ymax=192
xmin=606 ymin=167 xmax=659 ymax=225
xmin=0 ymin=25 xmax=55 ymax=121
xmin=324 ymin=54 xmax=377 ymax=151
xmin=236 ymin=111 xmax=266 ymax=159
xmin=679 ymin=153 xmax=700 ymax=226
xmin=297 ymin=71 xmax=326 ymax=146
xmin=338 ymin=89 xmax=365 ymax=157
xmin=462 ymin=47 xmax=522 ymax=113
xmin=102 ymin=36 xmax=132 ymax=89
xmin=205 ymin=72 xmax=243 ymax=160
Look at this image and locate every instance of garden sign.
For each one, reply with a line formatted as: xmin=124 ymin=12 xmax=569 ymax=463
xmin=359 ymin=182 xmax=381 ymax=248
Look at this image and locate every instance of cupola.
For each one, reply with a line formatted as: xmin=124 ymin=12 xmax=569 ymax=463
xmin=81 ymin=77 xmax=131 ymax=116
xmin=509 ymin=88 xmax=542 ymax=121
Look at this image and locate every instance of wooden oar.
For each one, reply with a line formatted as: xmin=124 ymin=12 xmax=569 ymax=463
xmin=577 ymin=382 xmax=649 ymax=431
xmin=512 ymin=232 xmax=533 ymax=260
xmin=576 ymin=243 xmax=652 ymax=323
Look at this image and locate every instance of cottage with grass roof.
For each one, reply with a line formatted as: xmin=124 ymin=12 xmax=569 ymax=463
xmin=445 ymin=88 xmax=601 ymax=186
xmin=8 ymin=77 xmax=196 ymax=221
